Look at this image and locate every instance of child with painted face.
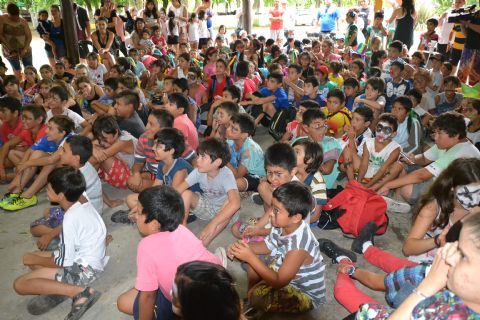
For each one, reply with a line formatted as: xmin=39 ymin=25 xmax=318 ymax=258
xmin=357 ymin=113 xmax=401 ymax=191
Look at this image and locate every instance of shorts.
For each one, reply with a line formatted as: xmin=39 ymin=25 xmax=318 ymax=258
xmin=30 ymin=207 xmax=65 ymax=229
xmin=384 ymin=264 xmax=425 ymax=308
xmin=270 ymin=29 xmax=282 ymax=41
xmin=7 ymin=52 xmax=33 ymax=71
xmin=167 ymin=35 xmax=179 ymax=45
xmin=449 ymin=48 xmax=462 ymax=65
xmin=409 ymin=178 xmax=433 ymax=205
xmin=98 ymin=158 xmax=132 ymax=189
xmin=55 ymin=263 xmax=101 ymax=286
xmin=133 ymin=289 xmax=173 ymax=320
xmin=191 ymin=192 xmax=218 ymax=220
xmin=250 ymin=281 xmax=314 ymax=313
xmin=437 ymin=43 xmax=449 ymax=57
xmin=243 ymin=173 xmax=260 ymax=192
xmin=191 ymin=192 xmax=240 ymax=223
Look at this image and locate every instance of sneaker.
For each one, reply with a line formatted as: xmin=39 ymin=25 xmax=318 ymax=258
xmin=251 ymin=193 xmax=264 ymax=205
xmin=214 ymin=247 xmax=228 ymax=268
xmin=0 ymin=193 xmax=19 ymax=208
xmin=3 ymin=195 xmax=37 ymax=211
xmin=186 ymin=213 xmax=197 ymax=224
xmin=383 ymin=196 xmax=411 ymax=213
xmin=110 ymin=210 xmax=134 ymax=224
xmin=317 ymin=238 xmax=357 ymax=263
xmin=351 ymin=222 xmax=379 ymax=254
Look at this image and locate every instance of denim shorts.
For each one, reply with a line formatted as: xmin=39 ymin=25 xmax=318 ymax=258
xmin=133 ymin=289 xmax=173 ymax=320
xmin=7 ymin=53 xmax=33 ymax=71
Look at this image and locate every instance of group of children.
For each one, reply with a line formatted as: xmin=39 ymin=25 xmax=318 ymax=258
xmin=0 ymin=1 xmax=479 ymax=319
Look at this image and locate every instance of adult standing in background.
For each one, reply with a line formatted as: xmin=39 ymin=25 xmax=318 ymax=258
xmin=457 ymin=10 xmax=480 ymax=85
xmin=196 ymin=0 xmax=214 ymax=38
xmin=269 ymin=0 xmax=284 ymax=41
xmin=387 ymin=0 xmax=416 ymax=50
xmin=49 ymin=5 xmax=67 ymax=61
xmin=169 ymin=0 xmax=188 ymax=44
xmin=316 ymin=0 xmax=341 ymax=39
xmin=141 ymin=0 xmax=161 ymax=30
xmin=73 ymin=2 xmax=92 ymax=63
xmin=281 ymin=0 xmax=294 ymax=38
xmin=95 ymin=0 xmax=118 ymax=34
xmin=0 ymin=3 xmax=32 ymax=78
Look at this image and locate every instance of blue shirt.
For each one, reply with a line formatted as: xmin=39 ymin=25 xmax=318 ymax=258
xmin=319 ymin=136 xmax=342 ymax=189
xmin=227 ymin=137 xmax=266 ymax=177
xmin=156 ymin=158 xmax=193 ymax=186
xmin=259 ymin=87 xmax=290 ymax=110
xmin=31 ymin=132 xmax=74 ymax=153
xmin=317 ymin=5 xmax=340 ymax=32
xmin=301 ymin=93 xmax=327 ymax=107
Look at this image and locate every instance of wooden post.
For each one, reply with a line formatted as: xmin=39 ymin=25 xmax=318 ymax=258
xmin=61 ymin=0 xmax=80 ymax=65
xmin=243 ymin=0 xmax=252 ymax=34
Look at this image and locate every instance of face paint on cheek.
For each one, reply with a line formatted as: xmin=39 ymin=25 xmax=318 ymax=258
xmin=375 ymin=131 xmax=391 ymax=142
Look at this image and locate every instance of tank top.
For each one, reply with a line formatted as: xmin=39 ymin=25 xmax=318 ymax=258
xmin=393 ymin=10 xmax=414 ymax=49
xmin=364 ymin=138 xmax=401 ymax=179
xmin=169 ymin=5 xmax=186 ymax=27
xmin=1 ymin=19 xmax=31 ymax=59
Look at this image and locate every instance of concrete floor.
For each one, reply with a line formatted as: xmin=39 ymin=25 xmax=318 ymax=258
xmin=0 ymin=127 xmax=412 ymax=320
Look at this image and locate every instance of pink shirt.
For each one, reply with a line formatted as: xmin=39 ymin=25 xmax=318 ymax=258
xmin=203 ymin=63 xmax=216 ymax=79
xmin=135 ymin=225 xmax=220 ymax=299
xmin=174 ymin=114 xmax=199 ymax=151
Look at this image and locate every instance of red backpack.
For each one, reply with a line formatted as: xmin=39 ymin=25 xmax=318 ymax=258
xmin=323 ymin=180 xmax=388 ymax=237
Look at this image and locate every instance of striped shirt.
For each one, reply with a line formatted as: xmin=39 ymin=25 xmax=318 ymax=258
xmin=134 ymin=132 xmax=159 ymax=175
xmin=452 ymin=23 xmax=466 ymax=51
xmin=264 ymin=220 xmax=326 ymax=307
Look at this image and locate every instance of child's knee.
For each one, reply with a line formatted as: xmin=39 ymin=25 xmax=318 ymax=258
xmin=13 ymin=276 xmax=26 ymax=295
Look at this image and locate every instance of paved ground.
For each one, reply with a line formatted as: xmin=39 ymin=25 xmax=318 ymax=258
xmin=0 ymin=126 xmax=413 ymax=320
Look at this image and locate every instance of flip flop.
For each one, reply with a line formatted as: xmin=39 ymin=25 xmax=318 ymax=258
xmin=64 ymin=287 xmax=101 ymax=320
xmin=27 ymin=295 xmax=67 ymax=315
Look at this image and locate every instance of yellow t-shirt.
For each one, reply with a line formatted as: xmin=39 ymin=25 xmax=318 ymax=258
xmin=329 ymin=73 xmax=344 ymax=88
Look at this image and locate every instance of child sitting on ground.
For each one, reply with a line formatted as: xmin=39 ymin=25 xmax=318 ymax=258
xmin=385 ymin=61 xmax=411 ymax=113
xmin=301 ymin=109 xmax=343 ymax=190
xmin=112 ymin=90 xmax=146 ymax=139
xmin=176 ymin=138 xmax=241 ymax=246
xmin=281 ymin=100 xmax=319 ymax=143
xmin=0 ymin=116 xmax=75 ymax=211
xmin=211 ymin=101 xmax=239 ymax=140
xmin=226 ymin=113 xmax=266 ymax=192
xmin=284 ymin=76 xmax=327 ymax=107
xmin=284 ymin=64 xmax=304 ymax=106
xmin=340 ymin=106 xmax=374 ymax=181
xmin=30 ymin=136 xmax=103 ymax=251
xmin=392 ymin=96 xmax=423 ymax=155
xmin=90 ymin=115 xmax=137 ymax=194
xmin=343 ymin=77 xmax=361 ymax=111
xmin=86 ymin=52 xmax=108 ymax=86
xmin=292 ymin=138 xmax=328 ymax=224
xmin=434 ymin=76 xmax=463 ymax=115
xmin=13 ymin=166 xmax=106 ymax=319
xmin=407 ymin=88 xmax=433 ymax=127
xmin=242 ymin=72 xmax=289 ymax=126
xmin=357 ymin=113 xmax=401 ymax=191
xmin=353 ymin=77 xmax=386 ymax=127
xmin=228 ymin=181 xmax=325 ymax=314
xmin=314 ymin=65 xmax=338 ymax=97
xmin=116 ymin=185 xmax=221 ymax=319
xmin=322 ymin=88 xmax=352 ymax=138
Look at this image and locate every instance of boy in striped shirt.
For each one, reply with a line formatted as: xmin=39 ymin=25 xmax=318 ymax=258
xmin=228 ymin=181 xmax=326 ymax=314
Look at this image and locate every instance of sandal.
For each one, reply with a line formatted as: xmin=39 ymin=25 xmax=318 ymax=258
xmin=64 ymin=287 xmax=101 ymax=320
xmin=27 ymin=295 xmax=67 ymax=315
xmin=110 ymin=210 xmax=134 ymax=224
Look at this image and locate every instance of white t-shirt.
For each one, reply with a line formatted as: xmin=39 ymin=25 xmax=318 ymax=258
xmin=87 ymin=64 xmax=107 ymax=86
xmin=46 ymin=109 xmax=85 ymax=133
xmin=419 ymin=93 xmax=436 ymax=112
xmin=116 ymin=130 xmax=138 ymax=168
xmin=188 ymin=21 xmax=199 ymax=42
xmin=54 ymin=201 xmax=107 ymax=271
xmin=80 ymin=162 xmax=103 ymax=215
xmin=364 ymin=138 xmax=401 ymax=178
xmin=198 ymin=20 xmax=209 ymax=38
xmin=424 ymin=141 xmax=480 ymax=177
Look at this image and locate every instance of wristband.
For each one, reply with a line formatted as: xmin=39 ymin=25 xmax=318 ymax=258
xmin=347 ymin=265 xmax=356 ymax=276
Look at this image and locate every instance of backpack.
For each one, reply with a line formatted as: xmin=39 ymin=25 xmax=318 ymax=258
xmin=268 ymin=107 xmax=296 ymax=141
xmin=322 ymin=180 xmax=388 ymax=237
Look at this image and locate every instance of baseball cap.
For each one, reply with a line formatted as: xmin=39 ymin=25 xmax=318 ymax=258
xmin=316 ymin=65 xmax=329 ymax=75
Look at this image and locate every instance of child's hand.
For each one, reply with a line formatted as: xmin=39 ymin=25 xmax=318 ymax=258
xmin=344 ymin=124 xmax=355 ymax=139
xmin=337 ymin=263 xmax=354 ymax=275
xmin=227 ymin=243 xmax=236 ymax=260
xmin=37 ymin=233 xmax=53 ymax=251
xmin=243 ymin=225 xmax=261 ymax=237
xmin=230 ymin=240 xmax=255 ymax=262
